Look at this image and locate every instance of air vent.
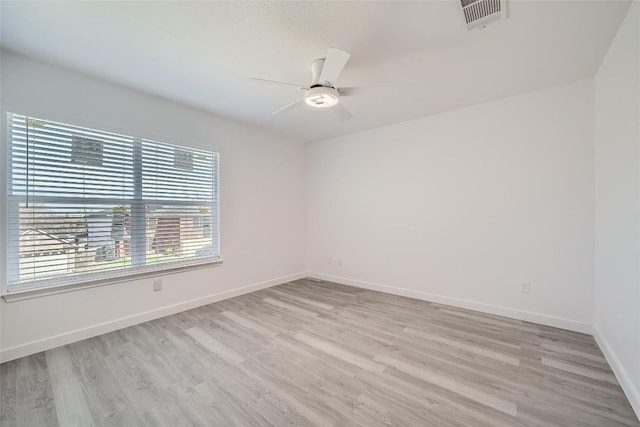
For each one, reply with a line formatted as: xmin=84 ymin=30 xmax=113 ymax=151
xmin=461 ymin=0 xmax=507 ymax=30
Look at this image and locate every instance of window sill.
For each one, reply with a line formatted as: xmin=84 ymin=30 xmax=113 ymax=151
xmin=2 ymin=258 xmax=224 ymax=302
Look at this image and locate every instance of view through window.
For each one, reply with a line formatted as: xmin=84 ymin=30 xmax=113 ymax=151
xmin=5 ymin=113 xmax=220 ymax=293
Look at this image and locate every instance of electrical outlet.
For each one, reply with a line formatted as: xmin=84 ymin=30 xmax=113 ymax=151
xmin=153 ymin=279 xmax=163 ymax=292
xmin=521 ymin=282 xmax=531 ymax=294
xmin=328 ymin=257 xmax=342 ymax=266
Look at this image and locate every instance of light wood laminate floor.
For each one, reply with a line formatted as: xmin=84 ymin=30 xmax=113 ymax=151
xmin=1 ymin=279 xmax=638 ymax=426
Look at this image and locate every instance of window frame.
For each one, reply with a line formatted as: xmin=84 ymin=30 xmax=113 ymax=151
xmin=2 ymin=113 xmax=222 ymax=300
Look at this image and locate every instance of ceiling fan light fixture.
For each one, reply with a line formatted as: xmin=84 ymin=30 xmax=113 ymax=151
xmin=304 ymin=86 xmax=340 ymax=108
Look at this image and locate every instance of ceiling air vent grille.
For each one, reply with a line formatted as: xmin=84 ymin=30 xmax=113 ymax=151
xmin=461 ymin=0 xmax=506 ymax=30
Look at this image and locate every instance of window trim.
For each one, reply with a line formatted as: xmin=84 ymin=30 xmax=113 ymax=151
xmin=2 ymin=112 xmax=222 ymax=297
xmin=1 ymin=257 xmax=223 ymax=302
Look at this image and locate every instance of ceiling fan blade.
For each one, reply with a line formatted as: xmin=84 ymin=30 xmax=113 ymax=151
xmin=273 ymin=98 xmax=305 ymax=115
xmin=248 ymin=77 xmax=308 ymax=90
xmin=337 ymin=87 xmax=363 ymax=96
xmin=319 ymin=48 xmax=351 ymax=85
xmin=339 ymin=86 xmax=396 ymax=96
xmin=332 ymin=103 xmax=353 ymax=121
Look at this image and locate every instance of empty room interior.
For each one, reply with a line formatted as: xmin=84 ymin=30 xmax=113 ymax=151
xmin=0 ymin=0 xmax=639 ymax=426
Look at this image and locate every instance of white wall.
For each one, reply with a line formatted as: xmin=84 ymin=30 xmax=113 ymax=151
xmin=0 ymin=51 xmax=307 ymax=361
xmin=307 ymin=79 xmax=595 ymax=332
xmin=594 ymin=1 xmax=640 ymax=417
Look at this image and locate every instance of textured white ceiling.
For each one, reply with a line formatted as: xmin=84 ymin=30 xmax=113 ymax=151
xmin=0 ymin=1 xmax=631 ymax=142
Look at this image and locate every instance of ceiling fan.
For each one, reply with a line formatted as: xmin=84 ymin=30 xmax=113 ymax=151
xmin=249 ymin=48 xmax=355 ymax=120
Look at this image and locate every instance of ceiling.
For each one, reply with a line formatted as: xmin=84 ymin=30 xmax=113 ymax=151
xmin=0 ymin=1 xmax=631 ymax=142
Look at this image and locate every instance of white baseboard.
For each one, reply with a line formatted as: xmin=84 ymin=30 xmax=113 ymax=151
xmin=593 ymin=325 xmax=640 ymax=420
xmin=0 ymin=272 xmax=306 ymax=363
xmin=307 ymin=272 xmax=592 ymax=334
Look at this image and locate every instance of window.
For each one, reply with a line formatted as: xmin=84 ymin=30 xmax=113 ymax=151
xmin=4 ymin=113 xmax=220 ymax=294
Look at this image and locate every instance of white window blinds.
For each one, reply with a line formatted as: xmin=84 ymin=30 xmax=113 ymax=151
xmin=5 ymin=113 xmax=220 ymax=293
